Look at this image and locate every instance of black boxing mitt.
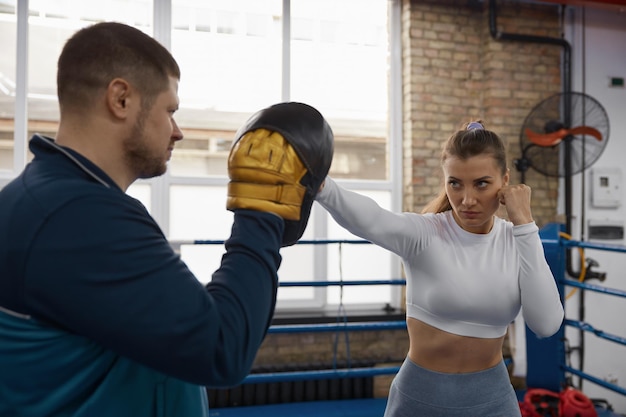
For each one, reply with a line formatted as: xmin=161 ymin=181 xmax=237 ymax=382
xmin=227 ymin=102 xmax=334 ymax=246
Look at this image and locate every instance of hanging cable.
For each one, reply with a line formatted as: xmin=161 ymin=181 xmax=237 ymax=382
xmin=580 ymin=3 xmax=587 ymax=245
xmin=332 ymin=243 xmax=351 ymax=370
xmin=577 ymin=7 xmax=588 ymax=391
xmin=559 ymin=232 xmax=586 ymax=300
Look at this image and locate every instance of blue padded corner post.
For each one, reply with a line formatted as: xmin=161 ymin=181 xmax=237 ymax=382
xmin=525 ymin=222 xmax=567 ymax=392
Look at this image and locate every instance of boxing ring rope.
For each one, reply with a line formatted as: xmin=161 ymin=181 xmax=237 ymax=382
xmin=171 ymin=226 xmax=626 ymax=411
xmin=563 ymin=277 xmax=626 ymax=396
xmin=170 ymin=238 xmax=410 ymax=387
xmin=268 ymin=321 xmax=406 ymax=334
xmin=534 ymin=223 xmax=626 ymax=403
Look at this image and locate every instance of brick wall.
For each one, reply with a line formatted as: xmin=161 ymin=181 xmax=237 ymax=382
xmin=403 ymin=0 xmax=562 ymax=226
xmin=253 ymin=329 xmax=408 ymax=367
xmin=249 ymin=0 xmax=564 ymax=400
xmin=252 ymin=329 xmax=409 ymax=399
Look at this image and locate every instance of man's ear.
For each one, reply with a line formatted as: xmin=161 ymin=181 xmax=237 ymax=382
xmin=106 ymin=78 xmax=133 ymax=119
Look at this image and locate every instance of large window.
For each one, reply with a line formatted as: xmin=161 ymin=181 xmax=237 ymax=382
xmin=0 ymin=0 xmax=402 ymax=314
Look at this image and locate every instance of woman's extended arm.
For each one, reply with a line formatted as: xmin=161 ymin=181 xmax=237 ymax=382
xmin=316 ymin=177 xmax=429 ymax=257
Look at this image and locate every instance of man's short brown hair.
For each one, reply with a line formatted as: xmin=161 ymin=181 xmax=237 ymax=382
xmin=57 ymin=21 xmax=181 ymax=114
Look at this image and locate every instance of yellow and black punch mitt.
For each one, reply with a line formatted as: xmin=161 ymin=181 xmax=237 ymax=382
xmin=227 ymin=102 xmax=334 ymax=246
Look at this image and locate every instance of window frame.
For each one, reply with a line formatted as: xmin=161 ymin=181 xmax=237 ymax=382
xmin=4 ymin=0 xmax=404 ymax=317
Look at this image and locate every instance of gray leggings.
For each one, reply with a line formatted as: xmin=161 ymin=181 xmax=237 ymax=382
xmin=384 ymin=358 xmax=522 ymax=417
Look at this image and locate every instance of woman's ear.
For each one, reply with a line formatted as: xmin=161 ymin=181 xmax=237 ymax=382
xmin=503 ymin=168 xmax=510 ymax=186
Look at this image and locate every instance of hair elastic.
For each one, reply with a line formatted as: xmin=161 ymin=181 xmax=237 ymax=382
xmin=467 ymin=121 xmax=484 ymax=130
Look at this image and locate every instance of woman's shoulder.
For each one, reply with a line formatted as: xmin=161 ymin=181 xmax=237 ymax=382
xmin=412 ymin=210 xmax=455 ymax=236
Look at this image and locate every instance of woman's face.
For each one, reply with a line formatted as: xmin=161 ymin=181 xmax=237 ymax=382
xmin=443 ymin=154 xmax=509 ymax=234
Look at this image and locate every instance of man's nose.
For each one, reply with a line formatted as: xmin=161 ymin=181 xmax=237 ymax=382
xmin=172 ymin=119 xmax=184 ymax=142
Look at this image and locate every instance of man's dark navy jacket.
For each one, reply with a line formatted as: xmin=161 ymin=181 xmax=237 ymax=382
xmin=0 ymin=135 xmax=283 ymax=417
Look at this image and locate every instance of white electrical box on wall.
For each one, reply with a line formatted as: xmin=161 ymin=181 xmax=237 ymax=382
xmin=590 ymin=167 xmax=622 ymax=208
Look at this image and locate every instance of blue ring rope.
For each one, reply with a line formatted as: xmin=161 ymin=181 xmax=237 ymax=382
xmin=561 ymin=279 xmax=626 ymax=298
xmin=565 ymin=319 xmax=626 ymax=346
xmin=268 ymin=321 xmax=407 ymax=334
xmin=563 ymin=366 xmax=626 ymax=396
xmin=243 ymin=366 xmax=401 ymax=384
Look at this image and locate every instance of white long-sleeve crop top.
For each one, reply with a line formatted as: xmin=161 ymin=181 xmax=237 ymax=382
xmin=316 ymin=177 xmax=564 ymax=339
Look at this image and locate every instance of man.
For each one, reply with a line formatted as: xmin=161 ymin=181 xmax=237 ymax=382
xmin=0 ymin=22 xmax=333 ymax=417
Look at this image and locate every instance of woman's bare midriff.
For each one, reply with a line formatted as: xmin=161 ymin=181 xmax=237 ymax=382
xmin=407 ymin=317 xmax=505 ymax=373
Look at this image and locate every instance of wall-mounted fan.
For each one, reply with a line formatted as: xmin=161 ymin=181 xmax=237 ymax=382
xmin=515 ymin=92 xmax=610 ymax=180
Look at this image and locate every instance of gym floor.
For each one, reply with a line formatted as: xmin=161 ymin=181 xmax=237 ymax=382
xmin=208 ymin=397 xmax=623 ymax=417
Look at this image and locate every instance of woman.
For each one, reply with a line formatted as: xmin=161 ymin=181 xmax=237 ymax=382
xmin=316 ymin=121 xmax=564 ymax=416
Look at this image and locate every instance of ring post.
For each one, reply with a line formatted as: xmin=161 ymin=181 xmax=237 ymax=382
xmin=525 ymin=222 xmax=567 ymax=392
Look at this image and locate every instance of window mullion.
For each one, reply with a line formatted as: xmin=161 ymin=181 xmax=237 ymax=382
xmin=388 ymin=0 xmax=403 ymax=308
xmin=151 ymin=0 xmax=173 ymax=235
xmin=14 ymin=0 xmax=29 ymax=174
xmin=281 ymin=0 xmax=291 ymax=101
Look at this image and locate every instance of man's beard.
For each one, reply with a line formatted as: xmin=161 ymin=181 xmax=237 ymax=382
xmin=123 ymin=111 xmax=168 ymax=180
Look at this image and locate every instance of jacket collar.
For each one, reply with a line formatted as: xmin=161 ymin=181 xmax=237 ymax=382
xmin=29 ymin=134 xmax=118 ymax=190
